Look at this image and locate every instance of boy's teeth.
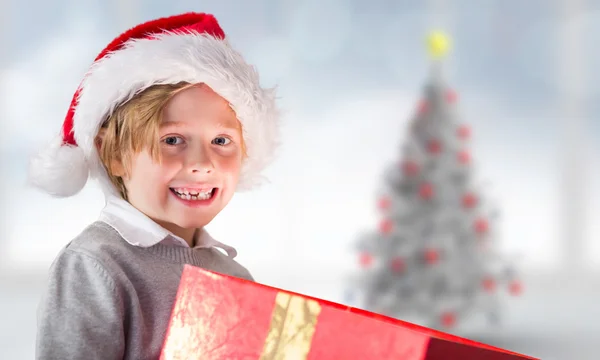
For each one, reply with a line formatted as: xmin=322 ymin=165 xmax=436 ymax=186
xmin=173 ymin=188 xmax=214 ymax=201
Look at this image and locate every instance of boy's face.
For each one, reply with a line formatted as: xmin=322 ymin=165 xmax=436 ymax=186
xmin=122 ymin=84 xmax=243 ymax=239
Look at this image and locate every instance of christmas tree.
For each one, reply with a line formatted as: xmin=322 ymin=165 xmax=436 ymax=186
xmin=345 ymin=32 xmax=522 ymax=331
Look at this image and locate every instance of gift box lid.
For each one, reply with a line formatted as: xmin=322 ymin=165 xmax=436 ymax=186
xmin=161 ymin=265 xmax=538 ymax=360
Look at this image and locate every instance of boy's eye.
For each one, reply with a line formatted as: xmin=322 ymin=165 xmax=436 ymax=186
xmin=212 ymin=137 xmax=231 ymax=146
xmin=163 ymin=136 xmax=184 ymax=145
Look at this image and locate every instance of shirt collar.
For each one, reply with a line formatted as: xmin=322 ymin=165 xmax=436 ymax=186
xmin=98 ymin=195 xmax=237 ymax=258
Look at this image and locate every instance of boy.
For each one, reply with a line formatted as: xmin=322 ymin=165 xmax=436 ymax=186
xmin=28 ymin=13 xmax=279 ymax=359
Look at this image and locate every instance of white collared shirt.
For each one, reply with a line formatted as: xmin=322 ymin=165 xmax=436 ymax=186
xmin=98 ymin=195 xmax=237 ymax=258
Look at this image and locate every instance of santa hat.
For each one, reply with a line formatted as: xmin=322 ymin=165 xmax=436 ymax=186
xmin=28 ymin=12 xmax=279 ymax=197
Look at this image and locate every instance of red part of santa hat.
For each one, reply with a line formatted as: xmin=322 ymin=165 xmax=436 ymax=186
xmin=29 ymin=12 xmax=279 ymax=197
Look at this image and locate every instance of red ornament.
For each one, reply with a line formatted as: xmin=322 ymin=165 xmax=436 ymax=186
xmin=379 ymin=219 xmax=393 ymax=234
xmin=419 ymin=183 xmax=434 ymax=200
xmin=446 ymin=89 xmax=458 ymax=103
xmin=457 ymin=125 xmax=471 ymax=140
xmin=427 ymin=139 xmax=442 ymax=154
xmin=424 ymin=248 xmax=440 ymax=265
xmin=482 ymin=276 xmax=496 ymax=292
xmin=377 ymin=196 xmax=392 ymax=211
xmin=417 ymin=100 xmax=429 ymax=114
xmin=458 ymin=150 xmax=471 ymax=164
xmin=441 ymin=311 xmax=456 ymax=327
xmin=462 ymin=192 xmax=478 ymax=209
xmin=509 ymin=280 xmax=523 ymax=296
xmin=391 ymin=257 xmax=405 ymax=273
xmin=401 ymin=160 xmax=420 ymax=176
xmin=359 ymin=252 xmax=373 ymax=267
xmin=474 ymin=217 xmax=489 ymax=235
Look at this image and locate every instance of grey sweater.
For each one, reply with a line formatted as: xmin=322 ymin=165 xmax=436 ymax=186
xmin=36 ymin=221 xmax=254 ymax=360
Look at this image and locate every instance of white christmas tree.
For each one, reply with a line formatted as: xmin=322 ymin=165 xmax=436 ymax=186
xmin=345 ymin=32 xmax=523 ymax=331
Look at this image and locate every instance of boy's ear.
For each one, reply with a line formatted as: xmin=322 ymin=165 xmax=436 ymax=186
xmin=95 ymin=128 xmax=127 ymax=178
xmin=95 ymin=128 xmax=107 ymax=152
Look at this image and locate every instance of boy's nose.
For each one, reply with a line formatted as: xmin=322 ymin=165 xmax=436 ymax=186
xmin=188 ymin=151 xmax=214 ymax=174
xmin=192 ymin=166 xmax=212 ymax=174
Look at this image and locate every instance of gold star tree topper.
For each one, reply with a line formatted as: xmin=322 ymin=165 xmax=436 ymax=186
xmin=427 ymin=31 xmax=451 ymax=59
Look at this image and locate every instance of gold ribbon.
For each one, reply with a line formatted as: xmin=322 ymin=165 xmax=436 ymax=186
xmin=259 ymin=292 xmax=322 ymax=360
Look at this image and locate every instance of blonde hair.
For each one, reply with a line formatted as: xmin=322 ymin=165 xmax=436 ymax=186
xmin=96 ymin=82 xmax=245 ymax=199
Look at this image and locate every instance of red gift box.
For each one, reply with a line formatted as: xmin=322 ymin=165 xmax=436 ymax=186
xmin=161 ymin=265 xmax=538 ymax=360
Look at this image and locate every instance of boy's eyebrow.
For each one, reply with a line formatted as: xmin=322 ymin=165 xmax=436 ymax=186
xmin=216 ymin=121 xmax=241 ymax=130
xmin=160 ymin=120 xmax=240 ymax=130
xmin=160 ymin=121 xmax=186 ymax=128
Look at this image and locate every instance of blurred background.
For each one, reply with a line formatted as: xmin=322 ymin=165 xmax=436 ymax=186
xmin=0 ymin=0 xmax=598 ymax=359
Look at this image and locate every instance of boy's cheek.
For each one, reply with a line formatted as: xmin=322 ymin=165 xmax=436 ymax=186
xmin=222 ymin=154 xmax=243 ymax=171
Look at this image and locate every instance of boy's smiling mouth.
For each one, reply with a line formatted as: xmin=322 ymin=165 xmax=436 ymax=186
xmin=170 ymin=187 xmax=216 ymax=201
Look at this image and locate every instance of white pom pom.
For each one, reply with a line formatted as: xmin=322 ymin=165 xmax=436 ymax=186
xmin=28 ymin=136 xmax=89 ymax=197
